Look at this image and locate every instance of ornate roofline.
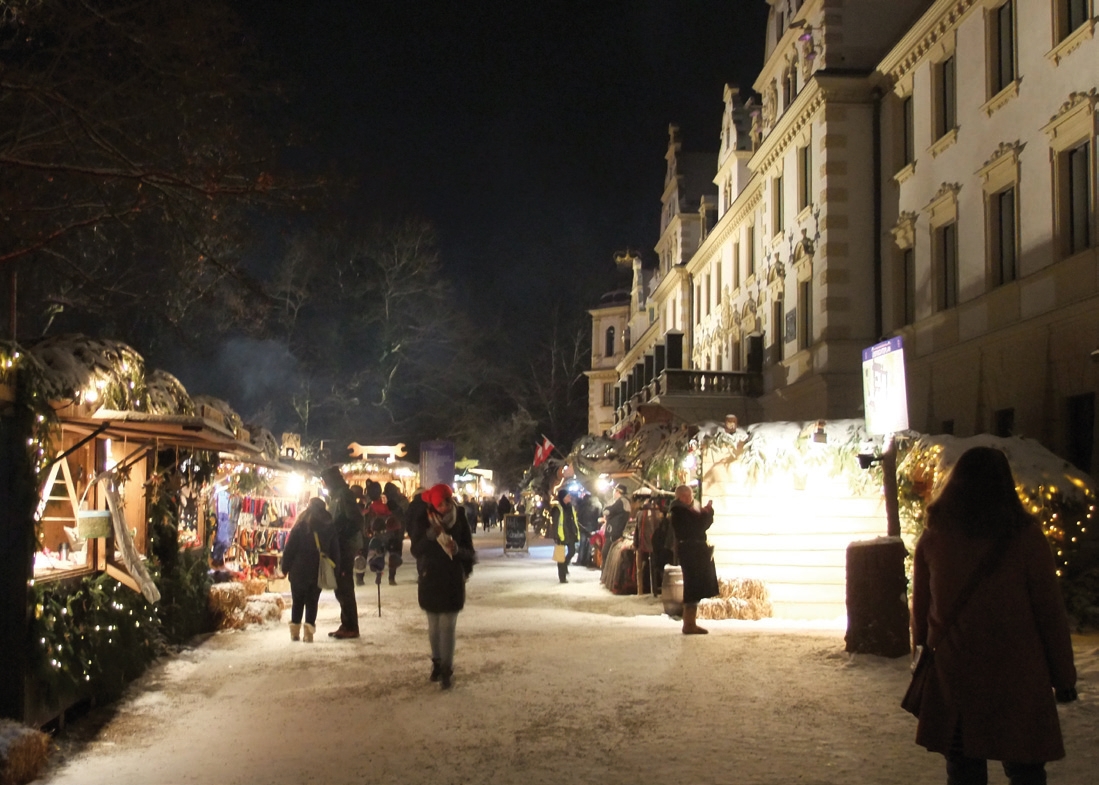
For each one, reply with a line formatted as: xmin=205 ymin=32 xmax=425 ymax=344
xmin=879 ymin=0 xmax=978 ymax=85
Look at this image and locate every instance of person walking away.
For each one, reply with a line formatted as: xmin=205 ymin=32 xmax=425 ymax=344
xmin=910 ymin=446 xmax=1077 ymax=784
xmin=600 ymin=484 xmax=631 ymax=569
xmin=383 ymin=481 xmax=410 ymax=585
xmin=320 ymin=466 xmax=364 ymax=639
xmin=408 ymin=483 xmax=475 ymax=690
xmin=497 ymin=493 xmax=513 ymax=523
xmin=480 ymin=496 xmax=498 ymax=531
xmin=549 ymin=489 xmax=579 ymax=583
xmin=668 ymin=484 xmax=718 ymax=634
xmin=463 ymin=496 xmax=479 ymax=534
xmin=575 ymin=490 xmax=601 ymax=568
xmin=279 ymin=497 xmax=338 ymax=643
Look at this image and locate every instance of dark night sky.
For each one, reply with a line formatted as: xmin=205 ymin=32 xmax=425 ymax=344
xmin=235 ymin=1 xmax=770 ymax=311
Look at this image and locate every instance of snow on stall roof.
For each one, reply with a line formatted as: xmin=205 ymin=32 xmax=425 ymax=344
xmin=28 ymin=333 xmax=146 ymax=403
xmin=146 ymin=369 xmax=194 ymax=415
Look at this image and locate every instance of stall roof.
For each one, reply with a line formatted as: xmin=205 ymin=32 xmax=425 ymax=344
xmin=58 ymin=409 xmax=261 ymax=456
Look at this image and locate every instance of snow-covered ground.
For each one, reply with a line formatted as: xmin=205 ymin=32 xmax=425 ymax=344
xmin=38 ymin=532 xmax=1099 ymax=785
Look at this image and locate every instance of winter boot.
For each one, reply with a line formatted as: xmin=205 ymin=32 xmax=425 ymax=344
xmin=302 ymin=623 xmax=315 ymax=643
xmin=440 ymin=666 xmax=453 ymax=690
xmin=430 ymin=658 xmax=442 ymax=682
xmin=682 ymin=604 xmax=708 ymax=635
xmin=289 ymin=623 xmax=301 ymax=642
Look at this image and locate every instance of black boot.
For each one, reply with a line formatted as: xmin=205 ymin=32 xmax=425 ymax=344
xmin=430 ymin=658 xmax=442 ymax=682
xmin=440 ymin=667 xmax=453 ymax=690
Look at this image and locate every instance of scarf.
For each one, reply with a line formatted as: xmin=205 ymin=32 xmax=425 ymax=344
xmin=428 ymin=505 xmax=458 ymax=559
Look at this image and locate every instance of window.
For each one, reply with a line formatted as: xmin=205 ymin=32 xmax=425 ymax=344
xmin=990 ymin=0 xmax=1016 ymax=95
xmin=731 ymin=338 xmax=742 ymax=371
xmin=797 ymin=279 xmax=812 ymax=350
xmin=747 ymin=226 xmax=756 ymax=277
xmin=604 ymin=326 xmax=615 ymax=358
xmin=941 ymin=419 xmax=955 ymax=435
xmin=936 ymin=222 xmax=959 ymax=310
xmin=771 ymin=300 xmax=784 ymax=363
xmin=1067 ymin=142 xmax=1092 ymax=254
xmin=783 ymin=67 xmax=797 ymax=110
xmin=990 ymin=187 xmax=1017 ymax=286
xmin=733 ymin=241 xmax=742 ymax=288
xmin=901 ymin=95 xmax=915 ymax=167
xmin=716 ymin=264 xmax=723 ymax=306
xmin=772 ymin=175 xmax=784 ymax=236
xmin=1057 ymin=0 xmax=1091 ymax=43
xmin=902 ymin=247 xmax=916 ymax=325
xmin=797 ymin=144 xmax=812 ymax=211
xmin=705 ymin=274 xmax=712 ymax=316
xmin=993 ymin=407 xmax=1015 ymax=437
xmin=935 ymin=56 xmax=956 ymax=139
xmin=695 ymin=284 xmax=702 ymax=324
xmin=602 ymin=382 xmax=614 ymax=407
xmin=1066 ymin=392 xmax=1095 ymax=473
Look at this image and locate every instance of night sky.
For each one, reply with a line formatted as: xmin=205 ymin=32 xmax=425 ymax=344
xmin=235 ymin=1 xmax=770 ymax=310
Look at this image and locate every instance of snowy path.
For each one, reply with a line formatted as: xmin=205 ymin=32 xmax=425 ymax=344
xmin=39 ymin=532 xmax=1099 ymax=785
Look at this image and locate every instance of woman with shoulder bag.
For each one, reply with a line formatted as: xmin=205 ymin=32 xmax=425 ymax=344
xmin=911 ymin=446 xmax=1077 ymax=785
xmin=279 ymin=497 xmax=339 ymax=643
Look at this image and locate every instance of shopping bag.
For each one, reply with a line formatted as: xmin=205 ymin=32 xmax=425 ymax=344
xmin=552 ymin=544 xmax=567 ymax=563
xmin=315 ymin=532 xmax=339 ymax=591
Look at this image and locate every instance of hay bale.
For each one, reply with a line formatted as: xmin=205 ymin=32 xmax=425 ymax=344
xmin=242 ymin=594 xmax=284 ymax=625
xmin=243 ymin=578 xmax=268 ymax=597
xmin=208 ymin=582 xmax=247 ymax=629
xmin=0 ymin=720 xmax=51 ymax=785
xmin=698 ymin=577 xmax=774 ymax=620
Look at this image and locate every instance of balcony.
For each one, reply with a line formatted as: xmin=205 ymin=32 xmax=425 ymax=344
xmin=614 ymin=368 xmax=764 ymax=430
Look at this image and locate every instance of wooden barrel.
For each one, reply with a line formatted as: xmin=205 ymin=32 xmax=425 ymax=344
xmin=662 ymin=565 xmax=683 ymax=618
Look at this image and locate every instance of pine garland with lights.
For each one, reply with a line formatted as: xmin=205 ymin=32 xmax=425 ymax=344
xmin=897 ymin=436 xmax=1099 ymax=627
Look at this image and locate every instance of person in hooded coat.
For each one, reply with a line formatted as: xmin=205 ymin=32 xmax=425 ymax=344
xmin=911 ymin=446 xmax=1077 ymax=785
xmin=279 ymin=497 xmax=338 ymax=643
xmin=408 ymin=483 xmax=476 ymax=689
xmin=383 ymin=481 xmax=409 ymax=585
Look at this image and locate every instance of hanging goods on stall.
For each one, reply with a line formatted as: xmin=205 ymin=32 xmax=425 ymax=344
xmin=315 ymin=532 xmax=338 ymax=591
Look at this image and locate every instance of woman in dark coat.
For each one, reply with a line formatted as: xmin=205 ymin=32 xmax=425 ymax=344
xmin=279 ymin=497 xmax=339 ymax=643
xmin=911 ymin=446 xmax=1077 ymax=784
xmin=668 ymin=484 xmax=718 ymax=634
xmin=408 ymin=483 xmax=475 ymax=689
xmin=383 ymin=481 xmax=409 ymax=585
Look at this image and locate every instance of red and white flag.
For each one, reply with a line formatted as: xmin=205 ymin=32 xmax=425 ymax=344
xmin=533 ymin=435 xmax=554 ymax=467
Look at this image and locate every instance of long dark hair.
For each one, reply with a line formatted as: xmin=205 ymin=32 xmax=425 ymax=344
xmin=926 ymin=446 xmax=1033 ymax=537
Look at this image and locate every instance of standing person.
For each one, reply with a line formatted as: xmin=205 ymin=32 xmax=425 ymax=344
xmin=320 ymin=466 xmax=364 ymax=639
xmin=408 ymin=484 xmax=476 ymax=690
xmin=279 ymin=497 xmax=338 ymax=643
xmin=383 ymin=481 xmax=410 ymax=585
xmin=462 ymin=496 xmax=479 ymax=534
xmin=668 ymin=484 xmax=718 ymax=635
xmin=600 ymin=484 xmax=631 ymax=568
xmin=497 ymin=492 xmax=513 ymax=522
xmin=910 ymin=446 xmax=1077 ymax=784
xmin=549 ymin=489 xmax=579 ymax=583
xmin=480 ymin=496 xmax=498 ymax=531
xmin=575 ymin=490 xmax=601 ymax=568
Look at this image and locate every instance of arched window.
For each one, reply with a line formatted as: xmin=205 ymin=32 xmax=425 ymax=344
xmin=604 ymin=326 xmax=616 ymax=357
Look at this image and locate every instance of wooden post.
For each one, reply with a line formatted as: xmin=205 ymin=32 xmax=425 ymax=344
xmin=882 ymin=434 xmax=901 ymax=538
xmin=0 ymin=387 xmax=36 ymax=720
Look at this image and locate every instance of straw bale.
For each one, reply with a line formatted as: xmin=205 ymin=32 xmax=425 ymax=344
xmin=242 ymin=594 xmax=284 ymax=625
xmin=243 ymin=578 xmax=268 ymax=597
xmin=0 ymin=720 xmax=51 ymax=785
xmin=208 ymin=582 xmax=247 ymax=629
xmin=698 ymin=577 xmax=773 ymax=620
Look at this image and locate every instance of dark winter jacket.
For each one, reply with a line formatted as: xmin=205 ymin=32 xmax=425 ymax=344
xmin=280 ymin=505 xmax=339 ymax=589
xmin=497 ymin=495 xmax=513 ymax=518
xmin=911 ymin=521 xmax=1076 ymax=762
xmin=383 ymin=482 xmax=409 ymax=529
xmin=409 ymin=502 xmax=475 ymax=614
xmin=603 ymin=497 xmax=631 ymax=543
xmin=330 ymin=486 xmax=365 ymax=552
xmin=550 ymin=501 xmax=579 ymax=545
xmin=668 ymin=498 xmax=716 ymax=603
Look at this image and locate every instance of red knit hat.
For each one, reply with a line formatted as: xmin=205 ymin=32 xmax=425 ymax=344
xmin=424 ymin=483 xmax=454 ymax=509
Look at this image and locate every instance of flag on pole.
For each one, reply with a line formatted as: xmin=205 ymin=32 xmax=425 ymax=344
xmin=533 ymin=435 xmax=554 ymax=467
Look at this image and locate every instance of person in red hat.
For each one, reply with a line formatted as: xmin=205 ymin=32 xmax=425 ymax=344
xmin=408 ymin=483 xmax=476 ymax=689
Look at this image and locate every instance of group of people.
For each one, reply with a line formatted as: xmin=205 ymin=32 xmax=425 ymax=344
xmin=279 ymin=470 xmax=477 ymax=690
xmin=279 ymin=447 xmax=1081 ymax=776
